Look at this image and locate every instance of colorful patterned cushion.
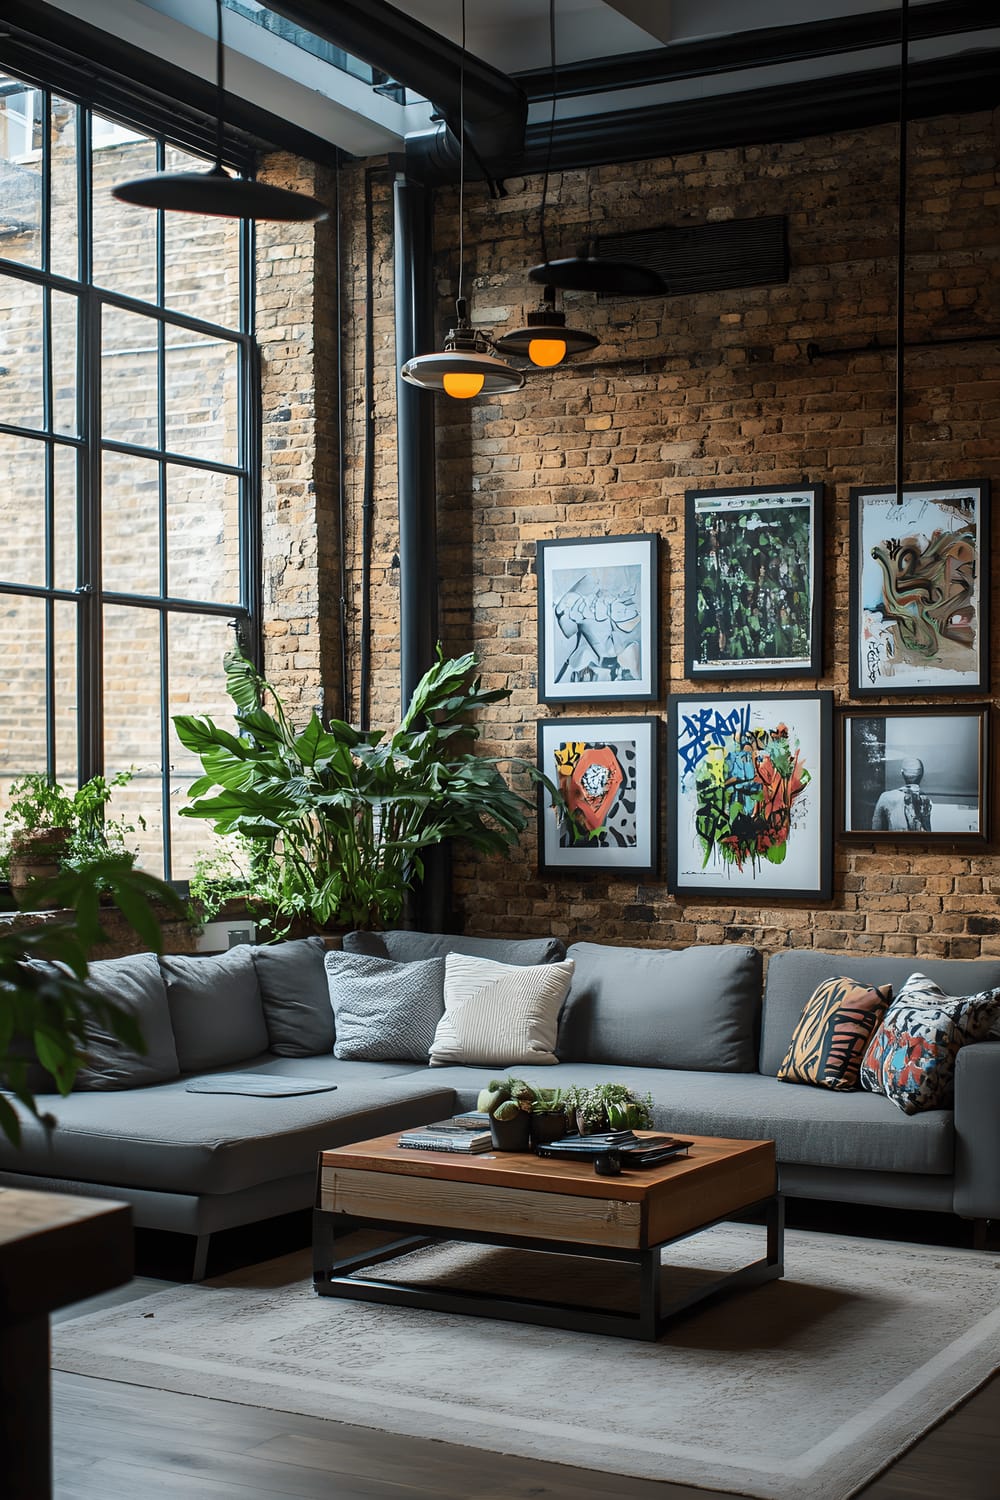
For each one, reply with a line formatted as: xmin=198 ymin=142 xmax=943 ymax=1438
xmin=777 ymin=977 xmax=893 ymax=1090
xmin=859 ymin=972 xmax=1000 ymax=1115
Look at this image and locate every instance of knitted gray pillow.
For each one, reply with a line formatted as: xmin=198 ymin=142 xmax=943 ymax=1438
xmin=323 ymin=951 xmax=445 ymax=1063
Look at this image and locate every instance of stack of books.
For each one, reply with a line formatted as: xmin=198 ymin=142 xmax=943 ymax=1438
xmin=398 ymin=1117 xmax=493 ymax=1154
xmin=536 ymin=1131 xmax=692 ymax=1167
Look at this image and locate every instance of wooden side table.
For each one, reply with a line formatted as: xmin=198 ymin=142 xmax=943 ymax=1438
xmin=0 ymin=1187 xmax=133 ymax=1498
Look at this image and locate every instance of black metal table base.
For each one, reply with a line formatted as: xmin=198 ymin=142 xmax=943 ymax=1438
xmin=313 ymin=1196 xmax=784 ymax=1341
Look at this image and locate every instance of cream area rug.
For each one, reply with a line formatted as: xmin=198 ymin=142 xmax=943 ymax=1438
xmin=53 ymin=1224 xmax=1000 ymax=1500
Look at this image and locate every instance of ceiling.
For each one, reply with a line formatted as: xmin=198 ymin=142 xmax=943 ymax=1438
xmin=5 ymin=0 xmax=1000 ymax=176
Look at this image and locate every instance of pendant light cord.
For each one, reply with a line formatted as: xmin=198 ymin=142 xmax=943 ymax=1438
xmin=457 ymin=0 xmax=466 ymax=305
xmin=894 ymin=0 xmax=909 ymax=504
xmin=537 ymin=0 xmax=557 ymax=271
xmin=214 ymin=0 xmax=226 ymax=171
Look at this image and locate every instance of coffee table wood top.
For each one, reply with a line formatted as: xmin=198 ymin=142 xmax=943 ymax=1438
xmin=319 ymin=1132 xmax=776 ymax=1252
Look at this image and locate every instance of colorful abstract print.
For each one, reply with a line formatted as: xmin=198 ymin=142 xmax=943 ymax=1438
xmin=859 ymin=972 xmax=1000 ymax=1114
xmin=682 ymin=711 xmax=810 ymax=874
xmin=778 ymin=977 xmax=892 ymax=1091
xmin=553 ymin=739 xmax=637 ymax=849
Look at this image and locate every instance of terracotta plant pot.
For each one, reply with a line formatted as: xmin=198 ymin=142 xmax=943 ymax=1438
xmin=490 ymin=1112 xmax=531 ymax=1152
xmin=8 ymin=826 xmax=71 ymax=908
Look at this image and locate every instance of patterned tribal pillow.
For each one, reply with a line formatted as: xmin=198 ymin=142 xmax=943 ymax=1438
xmin=859 ymin=972 xmax=1000 ymax=1115
xmin=428 ymin=953 xmax=574 ymax=1067
xmin=777 ymin=977 xmax=893 ymax=1091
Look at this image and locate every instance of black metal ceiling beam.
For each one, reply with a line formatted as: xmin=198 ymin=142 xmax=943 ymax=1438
xmin=265 ymin=0 xmax=527 ymax=170
xmin=505 ymin=49 xmax=1000 ymax=177
xmin=514 ymin=0 xmax=1000 ymax=101
xmin=0 ymin=0 xmax=341 ymax=169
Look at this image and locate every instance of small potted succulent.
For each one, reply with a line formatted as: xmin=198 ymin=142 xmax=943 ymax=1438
xmin=478 ymin=1077 xmax=534 ymax=1151
xmin=529 ymin=1086 xmax=572 ymax=1147
xmin=565 ymin=1082 xmax=655 ymax=1136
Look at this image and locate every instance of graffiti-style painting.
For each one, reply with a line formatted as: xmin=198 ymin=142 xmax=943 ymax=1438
xmin=850 ymin=482 xmax=990 ymax=695
xmin=685 ymin=486 xmax=823 ymax=678
xmin=667 ymin=693 xmax=832 ymax=898
xmin=537 ymin=717 xmax=658 ymax=874
xmin=538 ymin=535 xmax=658 ymax=702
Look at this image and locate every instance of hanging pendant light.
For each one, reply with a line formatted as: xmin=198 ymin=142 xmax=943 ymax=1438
xmin=494 ymin=283 xmax=599 ymax=367
xmin=113 ymin=0 xmax=327 ymax=222
xmin=399 ymin=0 xmax=523 ymax=398
xmin=527 ymin=0 xmax=662 ymax=298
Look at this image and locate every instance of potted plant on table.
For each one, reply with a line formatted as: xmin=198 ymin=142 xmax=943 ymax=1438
xmin=477 ymin=1077 xmax=535 ymax=1151
xmin=529 ymin=1086 xmax=572 ymax=1147
xmin=565 ymin=1082 xmax=655 ymax=1136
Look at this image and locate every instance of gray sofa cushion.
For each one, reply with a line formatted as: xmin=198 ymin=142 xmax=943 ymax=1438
xmin=252 ymin=937 xmax=334 ymax=1057
xmin=343 ymin=929 xmax=567 ymax=966
xmin=760 ymin=951 xmax=1000 ymax=1077
xmin=73 ymin=952 xmax=180 ymax=1091
xmin=325 ymin=951 xmax=445 ymax=1062
xmin=159 ymin=948 xmax=269 ymax=1072
xmin=557 ymin=942 xmax=762 ymax=1071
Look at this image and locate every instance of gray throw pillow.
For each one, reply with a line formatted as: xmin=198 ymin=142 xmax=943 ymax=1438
xmin=558 ymin=942 xmax=762 ymax=1072
xmin=324 ymin=950 xmax=445 ymax=1062
xmin=74 ymin=952 xmax=180 ymax=1091
xmin=343 ymin=929 xmax=567 ymax=966
xmin=160 ymin=948 xmax=269 ymax=1072
xmin=252 ymin=936 xmax=334 ymax=1056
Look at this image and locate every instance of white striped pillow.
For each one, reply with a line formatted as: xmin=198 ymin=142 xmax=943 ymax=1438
xmin=428 ymin=953 xmax=574 ymax=1067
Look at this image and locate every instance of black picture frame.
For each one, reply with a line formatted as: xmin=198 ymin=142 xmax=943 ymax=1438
xmin=536 ymin=715 xmax=659 ymax=875
xmin=684 ymin=485 xmax=823 ymax=680
xmin=666 ymin=690 xmax=833 ymax=899
xmin=839 ymin=705 xmax=990 ymax=844
xmin=537 ymin=534 xmax=659 ymax=703
xmin=849 ymin=480 xmax=990 ymax=696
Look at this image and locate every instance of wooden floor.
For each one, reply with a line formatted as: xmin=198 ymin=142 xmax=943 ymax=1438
xmin=52 ymin=1204 xmax=1000 ymax=1500
xmin=52 ymin=1368 xmax=1000 ymax=1500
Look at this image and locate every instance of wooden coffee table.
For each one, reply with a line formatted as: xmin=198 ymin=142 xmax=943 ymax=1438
xmin=314 ymin=1132 xmax=782 ymax=1340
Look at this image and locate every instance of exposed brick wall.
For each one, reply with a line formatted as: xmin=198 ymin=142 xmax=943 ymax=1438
xmin=323 ymin=108 xmax=1000 ymax=959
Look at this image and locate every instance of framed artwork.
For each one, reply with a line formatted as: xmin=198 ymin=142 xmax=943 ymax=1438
xmin=840 ymin=705 xmax=989 ymax=843
xmin=849 ymin=480 xmax=990 ymax=696
xmin=537 ymin=716 xmax=658 ymax=874
xmin=684 ymin=485 xmax=823 ymax=679
xmin=537 ymin=534 xmax=658 ymax=703
xmin=666 ymin=691 xmax=833 ymax=898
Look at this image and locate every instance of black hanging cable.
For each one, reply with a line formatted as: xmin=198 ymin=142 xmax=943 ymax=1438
xmin=335 ymin=157 xmax=350 ymax=724
xmin=895 ymin=0 xmax=909 ymax=504
xmin=537 ymin=0 xmax=558 ymax=273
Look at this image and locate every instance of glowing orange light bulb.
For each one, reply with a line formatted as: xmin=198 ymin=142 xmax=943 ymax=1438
xmin=528 ymin=336 xmax=567 ymax=368
xmin=442 ymin=370 xmax=485 ymax=398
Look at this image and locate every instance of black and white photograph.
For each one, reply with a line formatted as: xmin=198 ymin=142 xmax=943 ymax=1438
xmin=840 ymin=706 xmax=989 ymax=842
xmin=537 ymin=534 xmax=658 ymax=702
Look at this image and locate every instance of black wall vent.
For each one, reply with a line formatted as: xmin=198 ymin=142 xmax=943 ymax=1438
xmin=595 ymin=215 xmax=788 ymax=297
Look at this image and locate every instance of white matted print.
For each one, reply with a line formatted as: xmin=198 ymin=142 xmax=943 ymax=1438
xmin=841 ymin=706 xmax=989 ymax=842
xmin=537 ymin=534 xmax=658 ymax=702
xmin=667 ymin=692 xmax=832 ymax=898
xmin=850 ymin=481 xmax=990 ymax=695
xmin=537 ymin=717 xmax=658 ymax=874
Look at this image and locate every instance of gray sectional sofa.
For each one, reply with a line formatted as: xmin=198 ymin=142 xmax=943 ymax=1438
xmin=2 ymin=930 xmax=998 ymax=1277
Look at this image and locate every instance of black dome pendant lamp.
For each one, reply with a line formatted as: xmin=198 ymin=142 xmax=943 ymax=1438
xmin=527 ymin=0 xmax=662 ymax=297
xmin=113 ymin=0 xmax=327 ymax=222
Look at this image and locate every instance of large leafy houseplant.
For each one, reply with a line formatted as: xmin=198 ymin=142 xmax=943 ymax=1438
xmin=175 ymin=647 xmax=562 ymax=933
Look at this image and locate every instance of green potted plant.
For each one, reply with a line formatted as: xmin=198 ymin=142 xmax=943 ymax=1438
xmin=174 ymin=645 xmax=570 ymax=935
xmin=565 ymin=1082 xmax=655 ymax=1135
xmin=529 ymin=1086 xmax=572 ymax=1147
xmin=477 ymin=1077 xmax=535 ymax=1151
xmin=1 ymin=770 xmax=144 ymax=907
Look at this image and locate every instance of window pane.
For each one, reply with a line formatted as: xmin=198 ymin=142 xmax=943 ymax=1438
xmin=91 ymin=122 xmax=157 ymax=302
xmin=101 ymin=306 xmax=159 ymax=448
xmin=165 ymin=324 xmax=238 ymax=463
xmin=53 ymin=443 xmax=78 ymax=591
xmin=54 ymin=598 xmax=78 ymax=784
xmin=167 ymin=465 xmax=240 ymax=602
xmin=49 ymin=96 xmax=79 ymax=280
xmin=168 ymin=612 xmax=238 ymax=878
xmin=0 ymin=594 xmax=47 ymax=791
xmin=103 ymin=604 xmax=163 ymax=872
xmin=163 ymin=144 xmax=241 ymax=330
xmin=52 ymin=289 xmax=79 ymax=436
xmin=102 ymin=450 xmax=160 ymax=594
xmin=0 ymin=79 xmax=42 ymax=269
xmin=0 ymin=272 xmax=44 ymax=431
xmin=0 ymin=433 xmax=46 ymax=586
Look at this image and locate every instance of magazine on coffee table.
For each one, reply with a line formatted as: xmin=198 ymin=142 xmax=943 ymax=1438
xmin=398 ymin=1120 xmax=493 ymax=1153
xmin=536 ymin=1132 xmax=692 ymax=1167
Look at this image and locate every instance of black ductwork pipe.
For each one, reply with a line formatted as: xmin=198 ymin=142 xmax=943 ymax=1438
xmin=266 ymin=0 xmax=527 ymax=176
